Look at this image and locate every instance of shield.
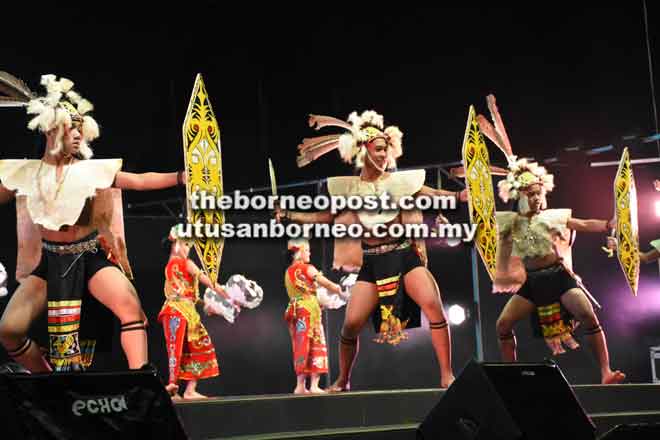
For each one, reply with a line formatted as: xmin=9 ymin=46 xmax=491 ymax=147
xmin=182 ymin=74 xmax=224 ymax=284
xmin=613 ymin=147 xmax=640 ymax=296
xmin=461 ymin=105 xmax=498 ymax=280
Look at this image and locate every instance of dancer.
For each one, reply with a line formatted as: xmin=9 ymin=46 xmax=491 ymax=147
xmin=277 ymin=110 xmax=465 ymax=390
xmin=0 ymin=73 xmax=183 ymax=372
xmin=284 ymin=238 xmax=343 ymax=394
xmin=160 ymin=225 xmax=235 ymax=400
xmin=478 ymin=95 xmax=625 ymax=384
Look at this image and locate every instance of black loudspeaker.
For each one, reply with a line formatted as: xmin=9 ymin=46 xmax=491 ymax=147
xmin=0 ymin=366 xmax=187 ymax=439
xmin=599 ymin=423 xmax=660 ymax=439
xmin=417 ymin=360 xmax=595 ymax=440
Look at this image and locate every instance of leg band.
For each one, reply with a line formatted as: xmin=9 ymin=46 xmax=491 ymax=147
xmin=498 ymin=332 xmax=515 ymax=341
xmin=429 ymin=320 xmax=448 ymax=330
xmin=7 ymin=338 xmax=32 ymax=358
xmin=120 ymin=320 xmax=147 ymax=333
xmin=584 ymin=325 xmax=603 ymax=336
xmin=340 ymin=333 xmax=357 ymax=346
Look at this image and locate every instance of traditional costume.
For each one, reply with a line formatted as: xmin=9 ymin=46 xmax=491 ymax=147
xmin=284 ymin=239 xmax=328 ymax=375
xmin=293 ymin=111 xmax=440 ymax=345
xmin=158 ymin=227 xmax=219 ymax=385
xmin=0 ymin=73 xmax=135 ymax=371
xmin=477 ymin=95 xmax=591 ymax=354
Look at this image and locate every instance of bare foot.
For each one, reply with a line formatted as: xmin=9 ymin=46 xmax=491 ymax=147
xmin=183 ymin=390 xmax=209 ymax=400
xmin=561 ymin=334 xmax=580 ymax=351
xmin=602 ymin=370 xmax=626 ymax=385
xmin=171 ymin=393 xmax=183 ymax=402
xmin=309 ymin=386 xmax=326 ymax=394
xmin=327 ymin=378 xmax=350 ymax=393
xmin=165 ymin=383 xmax=179 ymax=397
xmin=441 ymin=374 xmax=455 ymax=389
xmin=293 ymin=386 xmax=308 ymax=395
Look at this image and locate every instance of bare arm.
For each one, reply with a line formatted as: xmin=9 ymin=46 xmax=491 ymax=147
xmin=113 ymin=171 xmax=181 ymax=191
xmin=494 ymin=230 xmax=514 ymax=282
xmin=275 ymin=205 xmax=335 ymax=224
xmin=417 ymin=185 xmax=468 ymax=202
xmin=185 ymin=259 xmax=231 ymax=301
xmin=607 ymin=238 xmax=660 ymax=264
xmin=567 ymin=217 xmax=614 ymax=233
xmin=640 ymin=249 xmax=660 ymax=264
xmin=0 ymin=184 xmax=15 ymax=205
xmin=306 ymin=265 xmax=341 ymax=294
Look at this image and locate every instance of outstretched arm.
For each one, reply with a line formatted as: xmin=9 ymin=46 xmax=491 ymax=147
xmin=113 ymin=170 xmax=183 ymax=191
xmin=0 ymin=184 xmax=15 ymax=205
xmin=607 ymin=237 xmax=660 ymax=264
xmin=640 ymin=249 xmax=660 ymax=264
xmin=274 ymin=204 xmax=335 ymax=224
xmin=185 ymin=259 xmax=231 ymax=301
xmin=417 ymin=185 xmax=468 ymax=203
xmin=306 ymin=265 xmax=341 ymax=294
xmin=567 ymin=217 xmax=615 ymax=233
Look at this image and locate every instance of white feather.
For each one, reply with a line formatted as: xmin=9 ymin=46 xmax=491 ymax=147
xmin=82 ymin=116 xmax=100 ymax=141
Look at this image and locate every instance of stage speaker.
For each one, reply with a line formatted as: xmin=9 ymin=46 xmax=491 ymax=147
xmin=599 ymin=423 xmax=660 ymax=439
xmin=417 ymin=360 xmax=595 ymax=440
xmin=0 ymin=365 xmax=187 ymax=439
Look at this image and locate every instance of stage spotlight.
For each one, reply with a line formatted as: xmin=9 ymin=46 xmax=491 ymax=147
xmin=445 ymin=238 xmax=461 ymax=247
xmin=447 ymin=304 xmax=466 ymax=325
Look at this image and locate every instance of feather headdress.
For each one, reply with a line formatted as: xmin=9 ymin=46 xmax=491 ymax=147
xmin=477 ymin=94 xmax=554 ymax=201
xmin=23 ymin=74 xmax=99 ymax=159
xmin=296 ymin=110 xmax=402 ymax=169
xmin=0 ymin=71 xmax=35 ymax=107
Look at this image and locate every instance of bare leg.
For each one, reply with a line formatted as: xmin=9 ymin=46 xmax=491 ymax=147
xmin=404 ymin=267 xmax=454 ymax=388
xmin=328 ymin=281 xmax=378 ymax=392
xmin=560 ymin=289 xmax=625 ymax=384
xmin=88 ymin=267 xmax=147 ymax=369
xmin=309 ymin=373 xmax=326 ymax=394
xmin=183 ymin=380 xmax=208 ymax=399
xmin=293 ymin=374 xmax=307 ymax=394
xmin=0 ymin=276 xmax=51 ymax=373
xmin=495 ymin=294 xmax=536 ymax=362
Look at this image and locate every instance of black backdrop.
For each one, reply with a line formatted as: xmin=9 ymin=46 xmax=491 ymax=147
xmin=1 ymin=5 xmax=659 ymax=395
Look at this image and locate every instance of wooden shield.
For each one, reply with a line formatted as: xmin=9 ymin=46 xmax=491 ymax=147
xmin=614 ymin=147 xmax=640 ymax=296
xmin=462 ymin=105 xmax=498 ymax=280
xmin=182 ymin=74 xmax=224 ymax=284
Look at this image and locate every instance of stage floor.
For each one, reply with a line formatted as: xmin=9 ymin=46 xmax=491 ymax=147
xmin=174 ymin=383 xmax=660 ymax=439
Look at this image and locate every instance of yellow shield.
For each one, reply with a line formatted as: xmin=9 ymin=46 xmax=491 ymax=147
xmin=182 ymin=74 xmax=224 ymax=284
xmin=614 ymin=147 xmax=639 ymax=296
xmin=462 ymin=106 xmax=498 ymax=280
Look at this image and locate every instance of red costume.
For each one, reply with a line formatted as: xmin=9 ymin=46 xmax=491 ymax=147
xmin=158 ymin=256 xmax=219 ymax=384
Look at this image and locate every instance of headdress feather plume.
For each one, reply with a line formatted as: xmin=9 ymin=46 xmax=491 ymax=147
xmin=0 ymin=71 xmax=35 ymax=107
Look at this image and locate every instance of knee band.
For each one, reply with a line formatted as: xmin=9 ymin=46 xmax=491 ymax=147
xmin=120 ymin=320 xmax=147 ymax=333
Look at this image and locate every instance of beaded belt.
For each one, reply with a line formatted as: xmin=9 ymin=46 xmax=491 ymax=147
xmin=526 ymin=263 xmax=563 ymax=275
xmin=362 ymin=239 xmax=411 ymax=255
xmin=43 ymin=238 xmax=98 ymax=255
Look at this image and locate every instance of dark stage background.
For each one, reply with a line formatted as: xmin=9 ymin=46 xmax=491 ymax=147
xmin=0 ymin=5 xmax=659 ymax=395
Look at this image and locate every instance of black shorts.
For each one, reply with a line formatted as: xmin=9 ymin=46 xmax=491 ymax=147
xmin=356 ymin=242 xmax=424 ymax=334
xmin=31 ymin=236 xmax=117 ymax=286
xmin=357 ymin=244 xmax=423 ymax=284
xmin=31 ymin=231 xmax=120 ymax=355
xmin=516 ymin=264 xmax=580 ymax=307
